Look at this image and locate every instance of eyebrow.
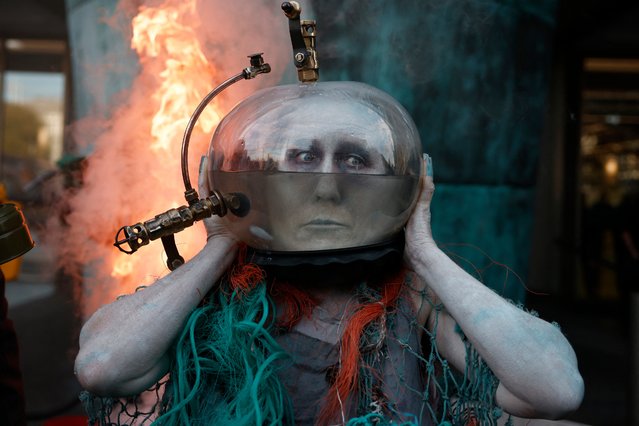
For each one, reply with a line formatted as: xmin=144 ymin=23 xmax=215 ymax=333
xmin=332 ymin=140 xmax=371 ymax=157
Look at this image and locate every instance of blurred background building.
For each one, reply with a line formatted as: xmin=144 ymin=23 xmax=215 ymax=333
xmin=0 ymin=0 xmax=638 ymax=424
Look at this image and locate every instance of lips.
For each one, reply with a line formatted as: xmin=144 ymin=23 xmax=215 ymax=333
xmin=305 ymin=219 xmax=347 ymax=226
xmin=301 ymin=218 xmax=350 ymax=232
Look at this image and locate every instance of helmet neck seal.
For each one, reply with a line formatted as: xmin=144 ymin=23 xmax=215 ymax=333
xmin=246 ymin=230 xmax=404 ymax=283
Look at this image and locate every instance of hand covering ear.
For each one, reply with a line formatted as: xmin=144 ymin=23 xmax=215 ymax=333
xmin=404 ymin=154 xmax=436 ymax=268
xmin=198 ymin=156 xmax=238 ymax=244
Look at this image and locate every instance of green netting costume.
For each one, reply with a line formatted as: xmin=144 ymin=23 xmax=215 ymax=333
xmin=80 ymin=247 xmax=505 ymax=425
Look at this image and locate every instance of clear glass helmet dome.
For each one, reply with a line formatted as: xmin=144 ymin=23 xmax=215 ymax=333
xmin=207 ymin=81 xmax=423 ymax=252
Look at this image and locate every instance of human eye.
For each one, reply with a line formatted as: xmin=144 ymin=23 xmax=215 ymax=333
xmin=295 ymin=151 xmax=317 ymax=163
xmin=341 ymin=154 xmax=366 ymax=170
xmin=284 ymin=148 xmax=321 ymax=171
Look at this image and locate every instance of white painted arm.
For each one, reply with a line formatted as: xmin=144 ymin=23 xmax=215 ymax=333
xmin=75 ymin=156 xmax=238 ymax=396
xmin=404 ymin=166 xmax=584 ymax=419
xmin=75 ymin=237 xmax=237 ymax=397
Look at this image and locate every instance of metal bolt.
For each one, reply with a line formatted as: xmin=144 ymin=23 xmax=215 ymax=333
xmin=281 ymin=2 xmax=294 ymax=14
xmin=295 ymin=52 xmax=305 ymax=63
xmin=248 ymin=53 xmax=264 ymax=67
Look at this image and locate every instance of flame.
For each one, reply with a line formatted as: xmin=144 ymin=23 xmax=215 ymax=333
xmin=112 ymin=256 xmax=135 ymax=278
xmin=108 ymin=0 xmax=227 ymax=284
xmin=95 ymin=0 xmax=218 ymax=285
xmin=51 ymin=0 xmax=290 ymax=318
xmin=131 ymin=1 xmax=221 ymax=153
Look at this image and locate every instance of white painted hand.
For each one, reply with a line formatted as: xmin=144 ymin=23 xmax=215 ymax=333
xmin=198 ymin=156 xmax=238 ymax=246
xmin=404 ymin=154 xmax=437 ymax=269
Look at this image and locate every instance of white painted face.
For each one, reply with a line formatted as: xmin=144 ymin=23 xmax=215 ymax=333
xmin=264 ymin=98 xmax=393 ymax=175
xmin=209 ymin=82 xmax=422 ymax=252
xmin=255 ymin=98 xmax=396 ymax=250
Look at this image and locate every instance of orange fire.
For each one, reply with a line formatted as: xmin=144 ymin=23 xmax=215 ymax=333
xmin=104 ymin=0 xmax=219 ymax=285
xmin=54 ymin=0 xmax=289 ymax=318
xmin=131 ymin=0 xmax=222 ymax=153
xmin=85 ymin=0 xmax=226 ymax=308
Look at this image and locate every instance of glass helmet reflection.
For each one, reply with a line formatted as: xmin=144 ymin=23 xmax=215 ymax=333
xmin=208 ymin=81 xmax=422 ymax=252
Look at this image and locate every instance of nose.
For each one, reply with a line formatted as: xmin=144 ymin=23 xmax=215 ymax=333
xmin=313 ymin=174 xmax=341 ymax=203
xmin=318 ymin=156 xmax=334 ymax=173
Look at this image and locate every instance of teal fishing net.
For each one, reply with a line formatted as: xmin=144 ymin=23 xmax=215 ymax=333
xmin=80 ymin=268 xmax=507 ymax=426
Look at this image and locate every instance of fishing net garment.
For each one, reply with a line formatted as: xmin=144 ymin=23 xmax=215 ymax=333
xmin=80 ymin=272 xmax=503 ymax=426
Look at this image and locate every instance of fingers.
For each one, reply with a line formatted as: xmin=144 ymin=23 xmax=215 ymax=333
xmin=198 ymin=155 xmax=210 ymax=196
xmin=405 ymin=155 xmax=436 ymax=248
xmin=419 ymin=154 xmax=435 ymax=204
xmin=424 ymin=153 xmax=433 ymax=178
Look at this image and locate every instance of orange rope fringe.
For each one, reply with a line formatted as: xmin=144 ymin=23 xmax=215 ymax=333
xmin=317 ymin=270 xmax=405 ymax=425
xmin=228 ymin=245 xmax=264 ymax=296
xmin=270 ymin=281 xmax=317 ymax=330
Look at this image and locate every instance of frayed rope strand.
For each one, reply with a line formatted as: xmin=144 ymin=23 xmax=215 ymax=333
xmin=154 ymin=282 xmax=293 ymax=425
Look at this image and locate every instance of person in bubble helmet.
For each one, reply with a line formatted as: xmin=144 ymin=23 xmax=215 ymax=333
xmin=76 ymin=81 xmax=584 ymax=425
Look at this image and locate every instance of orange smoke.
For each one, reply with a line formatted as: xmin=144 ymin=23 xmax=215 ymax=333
xmin=51 ymin=0 xmax=290 ymax=317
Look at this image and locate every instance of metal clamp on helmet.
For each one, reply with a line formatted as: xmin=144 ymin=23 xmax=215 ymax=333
xmin=282 ymin=1 xmax=318 ymax=83
xmin=114 ymin=191 xmax=249 ymax=253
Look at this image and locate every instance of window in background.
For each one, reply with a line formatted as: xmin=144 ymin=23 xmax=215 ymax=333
xmin=0 ymin=38 xmax=68 ymax=225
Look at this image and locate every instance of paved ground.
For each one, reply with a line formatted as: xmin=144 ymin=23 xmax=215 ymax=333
xmin=4 ymin=237 xmax=627 ymax=425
